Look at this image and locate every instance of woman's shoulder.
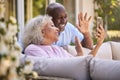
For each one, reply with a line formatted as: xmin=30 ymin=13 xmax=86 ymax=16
xmin=52 ymin=45 xmax=61 ymax=48
xmin=25 ymin=44 xmax=53 ymax=50
xmin=52 ymin=45 xmax=66 ymax=51
xmin=25 ymin=44 xmax=42 ymax=51
xmin=27 ymin=44 xmax=39 ymax=48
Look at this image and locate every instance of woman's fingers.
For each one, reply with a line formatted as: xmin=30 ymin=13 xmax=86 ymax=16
xmin=75 ymin=36 xmax=83 ymax=56
xmin=96 ymin=25 xmax=105 ymax=43
xmin=75 ymin=36 xmax=81 ymax=47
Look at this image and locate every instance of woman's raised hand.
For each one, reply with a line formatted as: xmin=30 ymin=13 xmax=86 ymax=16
xmin=96 ymin=24 xmax=105 ymax=45
xmin=75 ymin=36 xmax=83 ymax=56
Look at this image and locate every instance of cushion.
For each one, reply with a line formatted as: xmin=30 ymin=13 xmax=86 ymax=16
xmin=95 ymin=41 xmax=112 ymax=59
xmin=67 ymin=45 xmax=91 ymax=56
xmin=68 ymin=41 xmax=112 ymax=60
xmin=67 ymin=45 xmax=77 ymax=56
xmin=90 ymin=58 xmax=120 ymax=80
xmin=110 ymin=41 xmax=120 ymax=60
xmin=26 ymin=55 xmax=93 ymax=80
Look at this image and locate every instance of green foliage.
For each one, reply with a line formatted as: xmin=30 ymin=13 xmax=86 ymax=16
xmin=56 ymin=0 xmax=63 ymax=3
xmin=94 ymin=0 xmax=120 ymax=30
xmin=33 ymin=0 xmax=46 ymax=17
xmin=108 ymin=5 xmax=120 ymax=30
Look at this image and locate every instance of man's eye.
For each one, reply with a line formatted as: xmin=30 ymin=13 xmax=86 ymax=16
xmin=61 ymin=16 xmax=67 ymax=19
xmin=57 ymin=17 xmax=61 ymax=20
xmin=65 ymin=15 xmax=67 ymax=18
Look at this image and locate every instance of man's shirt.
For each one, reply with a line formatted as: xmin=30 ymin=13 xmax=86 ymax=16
xmin=53 ymin=22 xmax=84 ymax=46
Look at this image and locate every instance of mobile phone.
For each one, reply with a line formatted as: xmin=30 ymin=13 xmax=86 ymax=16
xmin=97 ymin=17 xmax=103 ymax=28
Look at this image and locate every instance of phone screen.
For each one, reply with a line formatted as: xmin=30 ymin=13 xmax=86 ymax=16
xmin=97 ymin=17 xmax=103 ymax=27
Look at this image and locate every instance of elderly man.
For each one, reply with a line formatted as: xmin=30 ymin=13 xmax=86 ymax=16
xmin=46 ymin=2 xmax=93 ymax=50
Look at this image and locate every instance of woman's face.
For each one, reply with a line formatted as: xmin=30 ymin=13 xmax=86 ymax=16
xmin=42 ymin=20 xmax=59 ymax=43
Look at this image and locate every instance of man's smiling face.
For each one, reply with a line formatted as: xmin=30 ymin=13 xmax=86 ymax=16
xmin=51 ymin=7 xmax=68 ymax=32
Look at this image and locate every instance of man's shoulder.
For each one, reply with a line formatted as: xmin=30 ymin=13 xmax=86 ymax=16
xmin=65 ymin=22 xmax=78 ymax=32
xmin=66 ymin=22 xmax=75 ymax=28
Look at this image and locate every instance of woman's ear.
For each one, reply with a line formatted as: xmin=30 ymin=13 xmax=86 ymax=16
xmin=41 ymin=29 xmax=45 ymax=34
xmin=41 ymin=29 xmax=45 ymax=37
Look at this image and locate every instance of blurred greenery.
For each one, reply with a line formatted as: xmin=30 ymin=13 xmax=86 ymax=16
xmin=56 ymin=0 xmax=63 ymax=3
xmin=108 ymin=5 xmax=120 ymax=30
xmin=32 ymin=0 xmax=63 ymax=17
xmin=33 ymin=0 xmax=46 ymax=17
xmin=94 ymin=0 xmax=120 ymax=30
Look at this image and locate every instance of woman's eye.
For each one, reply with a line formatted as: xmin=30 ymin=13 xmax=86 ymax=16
xmin=51 ymin=25 xmax=55 ymax=27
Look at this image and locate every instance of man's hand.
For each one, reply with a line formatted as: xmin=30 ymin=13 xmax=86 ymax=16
xmin=76 ymin=12 xmax=93 ymax=50
xmin=76 ymin=12 xmax=91 ymax=34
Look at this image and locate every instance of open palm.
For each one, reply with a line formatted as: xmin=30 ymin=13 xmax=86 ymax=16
xmin=76 ymin=12 xmax=91 ymax=34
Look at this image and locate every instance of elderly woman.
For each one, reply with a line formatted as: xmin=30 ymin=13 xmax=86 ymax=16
xmin=22 ymin=15 xmax=105 ymax=57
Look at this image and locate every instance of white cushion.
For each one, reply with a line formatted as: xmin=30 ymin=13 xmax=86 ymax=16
xmin=110 ymin=41 xmax=120 ymax=60
xmin=26 ymin=55 xmax=93 ymax=80
xmin=95 ymin=41 xmax=112 ymax=60
xmin=68 ymin=42 xmax=112 ymax=60
xmin=67 ymin=45 xmax=91 ymax=56
xmin=67 ymin=45 xmax=77 ymax=56
xmin=90 ymin=58 xmax=120 ymax=80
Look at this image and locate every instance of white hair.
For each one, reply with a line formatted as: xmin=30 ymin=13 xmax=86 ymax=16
xmin=22 ymin=15 xmax=52 ymax=49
